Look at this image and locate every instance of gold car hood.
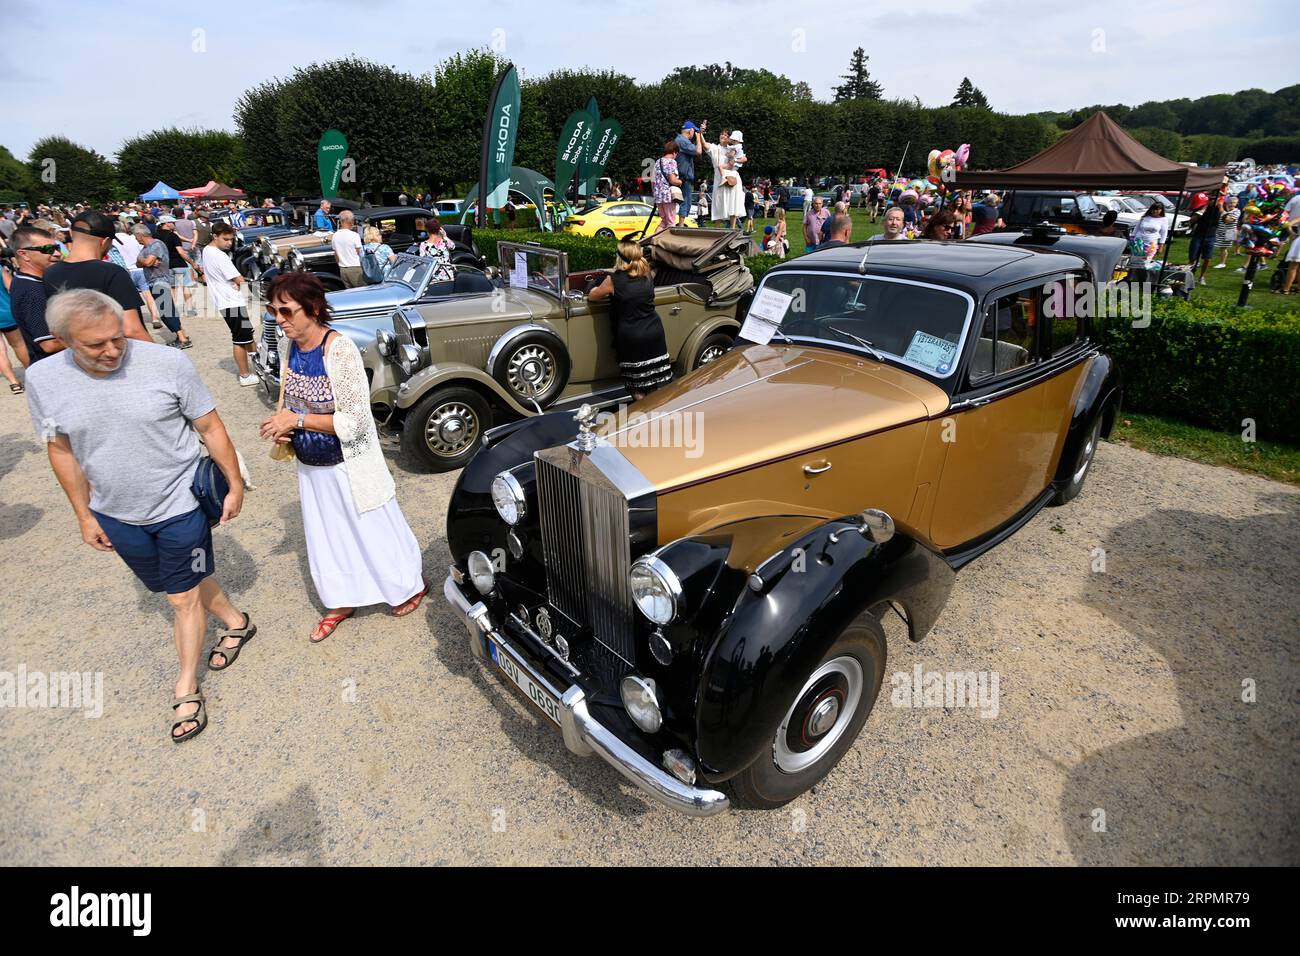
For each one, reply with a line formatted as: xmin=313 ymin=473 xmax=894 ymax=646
xmin=597 ymin=343 xmax=951 ymax=492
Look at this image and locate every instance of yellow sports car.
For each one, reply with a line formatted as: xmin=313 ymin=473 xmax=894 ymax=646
xmin=563 ymin=200 xmax=697 ymax=239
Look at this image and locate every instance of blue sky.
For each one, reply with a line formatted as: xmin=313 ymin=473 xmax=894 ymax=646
xmin=3 ymin=0 xmax=1296 ymax=160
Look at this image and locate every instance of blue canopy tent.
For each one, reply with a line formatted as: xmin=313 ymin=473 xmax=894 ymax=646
xmin=139 ymin=181 xmax=181 ymax=201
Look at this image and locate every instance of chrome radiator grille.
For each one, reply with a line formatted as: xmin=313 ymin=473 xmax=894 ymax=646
xmin=535 ymin=454 xmax=636 ymax=666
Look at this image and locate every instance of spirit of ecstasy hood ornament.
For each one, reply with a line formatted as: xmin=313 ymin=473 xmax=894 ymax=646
xmin=574 ymin=403 xmax=599 ymax=452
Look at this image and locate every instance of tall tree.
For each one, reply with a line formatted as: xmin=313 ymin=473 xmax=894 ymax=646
xmin=26 ymin=136 xmax=120 ymax=203
xmin=0 ymin=145 xmax=38 ymax=204
xmin=117 ymin=128 xmax=247 ymax=195
xmin=833 ymin=48 xmax=883 ymax=102
xmin=952 ymin=78 xmax=991 ymax=110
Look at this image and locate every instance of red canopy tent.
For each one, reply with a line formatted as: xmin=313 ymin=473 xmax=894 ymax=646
xmin=178 ymin=180 xmax=247 ymax=200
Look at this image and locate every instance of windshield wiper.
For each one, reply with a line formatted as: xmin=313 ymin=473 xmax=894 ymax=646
xmin=825 ymin=324 xmax=886 ymax=362
xmin=769 ymin=326 xmax=794 ymax=345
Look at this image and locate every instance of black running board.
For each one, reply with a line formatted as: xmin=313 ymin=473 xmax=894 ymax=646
xmin=941 ymin=487 xmax=1056 ymax=571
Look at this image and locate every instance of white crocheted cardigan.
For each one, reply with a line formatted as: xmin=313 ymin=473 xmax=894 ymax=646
xmin=320 ymin=333 xmax=395 ymax=513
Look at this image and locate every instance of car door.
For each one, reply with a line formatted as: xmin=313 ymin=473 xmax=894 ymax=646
xmin=929 ymin=280 xmax=1055 ymax=550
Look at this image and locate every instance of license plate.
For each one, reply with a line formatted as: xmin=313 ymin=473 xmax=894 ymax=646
xmin=488 ymin=639 xmax=562 ymax=727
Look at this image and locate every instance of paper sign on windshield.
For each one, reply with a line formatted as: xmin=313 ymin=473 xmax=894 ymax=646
xmin=902 ymin=331 xmax=959 ymax=375
xmin=509 ymin=251 xmax=529 ymax=289
xmin=740 ymin=287 xmax=794 ymax=345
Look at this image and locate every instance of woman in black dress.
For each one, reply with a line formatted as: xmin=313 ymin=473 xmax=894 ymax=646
xmin=586 ymin=239 xmax=673 ymax=400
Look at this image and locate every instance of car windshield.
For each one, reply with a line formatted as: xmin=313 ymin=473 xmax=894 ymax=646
xmin=748 ymin=272 xmax=973 ymax=378
xmin=382 ymin=254 xmax=434 ymax=290
xmin=499 ymin=243 xmax=564 ymax=296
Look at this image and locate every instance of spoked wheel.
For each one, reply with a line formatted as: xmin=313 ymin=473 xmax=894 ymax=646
xmin=729 ymin=613 xmax=887 ymax=809
xmin=402 ymin=386 xmax=492 ymax=472
xmin=492 ymin=333 xmax=568 ymax=407
xmin=692 ymin=332 xmax=734 ymax=369
xmin=1052 ymin=416 xmax=1102 ymax=505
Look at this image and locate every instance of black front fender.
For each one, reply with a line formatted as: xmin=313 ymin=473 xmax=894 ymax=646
xmin=445 ymin=410 xmax=579 ymax=567
xmin=693 ymin=518 xmax=954 ymax=782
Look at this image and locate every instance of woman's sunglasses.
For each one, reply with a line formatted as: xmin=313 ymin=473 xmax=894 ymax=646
xmin=271 ymin=305 xmax=301 ymax=318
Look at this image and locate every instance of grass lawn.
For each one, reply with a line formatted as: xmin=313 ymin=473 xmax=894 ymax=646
xmin=1109 ymin=412 xmax=1300 ymax=486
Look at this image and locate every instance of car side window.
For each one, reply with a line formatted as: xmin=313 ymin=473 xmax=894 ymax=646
xmin=970 ymin=286 xmax=1039 ymax=382
xmin=1043 ymin=277 xmax=1081 ymax=356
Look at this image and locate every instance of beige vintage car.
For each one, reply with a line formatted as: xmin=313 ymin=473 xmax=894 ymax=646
xmin=369 ymin=230 xmax=753 ymax=470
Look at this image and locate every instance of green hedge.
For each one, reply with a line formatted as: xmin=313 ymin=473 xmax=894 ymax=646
xmin=472 ymin=227 xmax=784 ymax=284
xmin=1097 ymin=301 xmax=1300 ymax=444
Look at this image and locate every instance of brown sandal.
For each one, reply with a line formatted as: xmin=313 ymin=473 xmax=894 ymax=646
xmin=208 ymin=612 xmax=256 ymax=670
xmin=171 ymin=691 xmax=207 ymax=743
xmin=310 ymin=609 xmax=354 ymax=643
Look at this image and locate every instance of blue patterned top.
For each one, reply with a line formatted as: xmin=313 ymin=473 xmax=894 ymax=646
xmin=285 ymin=334 xmax=344 ymax=466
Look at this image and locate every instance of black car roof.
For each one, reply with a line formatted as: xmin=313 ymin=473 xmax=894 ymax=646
xmin=773 ymin=239 xmax=1090 ymax=296
xmin=358 ymin=206 xmax=431 ymax=220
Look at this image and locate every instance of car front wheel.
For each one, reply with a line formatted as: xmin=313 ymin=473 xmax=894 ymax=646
xmin=402 ymin=386 xmax=492 ymax=472
xmin=692 ymin=332 xmax=734 ymax=369
xmin=729 ymin=612 xmax=887 ymax=809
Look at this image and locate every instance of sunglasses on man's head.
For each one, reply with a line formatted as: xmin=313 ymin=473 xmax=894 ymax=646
xmin=20 ymin=244 xmax=60 ymax=255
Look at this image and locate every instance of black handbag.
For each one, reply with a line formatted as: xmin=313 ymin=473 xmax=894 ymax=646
xmin=190 ymin=456 xmax=229 ymax=527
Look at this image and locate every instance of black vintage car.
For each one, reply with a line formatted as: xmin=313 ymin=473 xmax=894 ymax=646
xmin=442 ymin=231 xmax=1126 ymax=815
xmin=270 ymin=207 xmax=483 ymax=289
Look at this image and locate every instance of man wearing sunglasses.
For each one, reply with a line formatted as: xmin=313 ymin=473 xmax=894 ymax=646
xmin=44 ymin=210 xmax=152 ymax=344
xmin=9 ymin=224 xmax=64 ymax=364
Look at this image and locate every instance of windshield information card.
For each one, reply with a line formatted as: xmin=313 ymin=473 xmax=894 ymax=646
xmin=740 ymin=287 xmax=794 ymax=345
xmin=903 ymin=331 xmax=958 ymax=375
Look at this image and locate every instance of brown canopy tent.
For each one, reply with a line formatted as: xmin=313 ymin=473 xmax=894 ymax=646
xmin=956 ymin=111 xmax=1228 ymax=297
xmin=955 ymin=111 xmax=1227 ymax=192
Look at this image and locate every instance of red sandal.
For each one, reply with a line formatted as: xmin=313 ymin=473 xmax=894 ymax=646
xmin=391 ymin=581 xmax=429 ymax=617
xmin=310 ymin=609 xmax=354 ymax=643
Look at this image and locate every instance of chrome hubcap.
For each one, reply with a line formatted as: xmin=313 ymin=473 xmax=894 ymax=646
xmin=507 ymin=345 xmax=555 ymax=398
xmin=425 ymin=402 xmax=478 ymax=456
xmin=773 ymin=656 xmax=863 ymax=774
xmin=698 ymin=344 xmax=725 ymax=366
xmin=1073 ymin=424 xmax=1099 ymax=484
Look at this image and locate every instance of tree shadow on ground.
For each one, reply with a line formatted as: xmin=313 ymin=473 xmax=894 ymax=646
xmin=1063 ymin=491 xmax=1300 ymax=864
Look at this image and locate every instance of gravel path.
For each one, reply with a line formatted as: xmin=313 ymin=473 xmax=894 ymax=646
xmin=2 ymin=309 xmax=1297 ymax=866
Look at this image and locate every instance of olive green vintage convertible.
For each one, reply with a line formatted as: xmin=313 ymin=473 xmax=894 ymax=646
xmin=367 ymin=229 xmax=754 ymax=470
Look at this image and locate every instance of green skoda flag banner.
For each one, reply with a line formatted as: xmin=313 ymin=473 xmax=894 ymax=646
xmin=581 ymin=118 xmax=622 ymax=196
xmin=316 ymin=129 xmax=348 ymax=198
xmin=554 ymin=108 xmax=593 ymax=200
xmin=574 ymin=97 xmax=599 ymax=197
xmin=478 ymin=64 xmax=521 ymax=224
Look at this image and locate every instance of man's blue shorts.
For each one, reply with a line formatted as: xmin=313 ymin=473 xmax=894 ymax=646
xmin=171 ymin=267 xmax=194 ymax=288
xmin=93 ymin=507 xmax=214 ymax=594
xmin=1188 ymin=234 xmax=1216 ymax=263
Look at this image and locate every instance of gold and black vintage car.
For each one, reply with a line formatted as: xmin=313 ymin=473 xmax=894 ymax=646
xmin=443 ymin=229 xmax=1127 ymax=815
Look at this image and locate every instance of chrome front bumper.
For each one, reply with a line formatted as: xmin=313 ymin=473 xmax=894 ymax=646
xmin=442 ymin=573 xmax=730 ymax=817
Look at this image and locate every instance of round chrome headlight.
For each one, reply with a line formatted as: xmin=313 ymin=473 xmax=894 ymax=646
xmin=287 ymin=248 xmax=304 ymax=271
xmin=490 ymin=472 xmax=526 ymax=526
xmin=466 ymin=550 xmax=496 ymax=595
xmin=620 ymin=675 xmax=662 ymax=733
xmin=396 ymin=343 xmax=421 ymax=377
xmin=376 ymin=330 xmax=394 ymax=358
xmin=629 ymin=555 xmax=682 ymax=625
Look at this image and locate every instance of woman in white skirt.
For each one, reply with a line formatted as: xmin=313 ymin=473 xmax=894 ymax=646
xmin=701 ymin=127 xmax=747 ymax=229
xmin=259 ymin=272 xmax=427 ymax=642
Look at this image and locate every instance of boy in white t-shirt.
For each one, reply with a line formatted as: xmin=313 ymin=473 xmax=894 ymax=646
xmin=201 ymin=221 xmax=256 ymax=385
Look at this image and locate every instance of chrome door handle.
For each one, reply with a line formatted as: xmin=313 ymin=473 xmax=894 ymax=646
xmin=803 ymin=461 xmax=832 ymax=475
xmin=670 ymin=305 xmax=681 ymax=315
